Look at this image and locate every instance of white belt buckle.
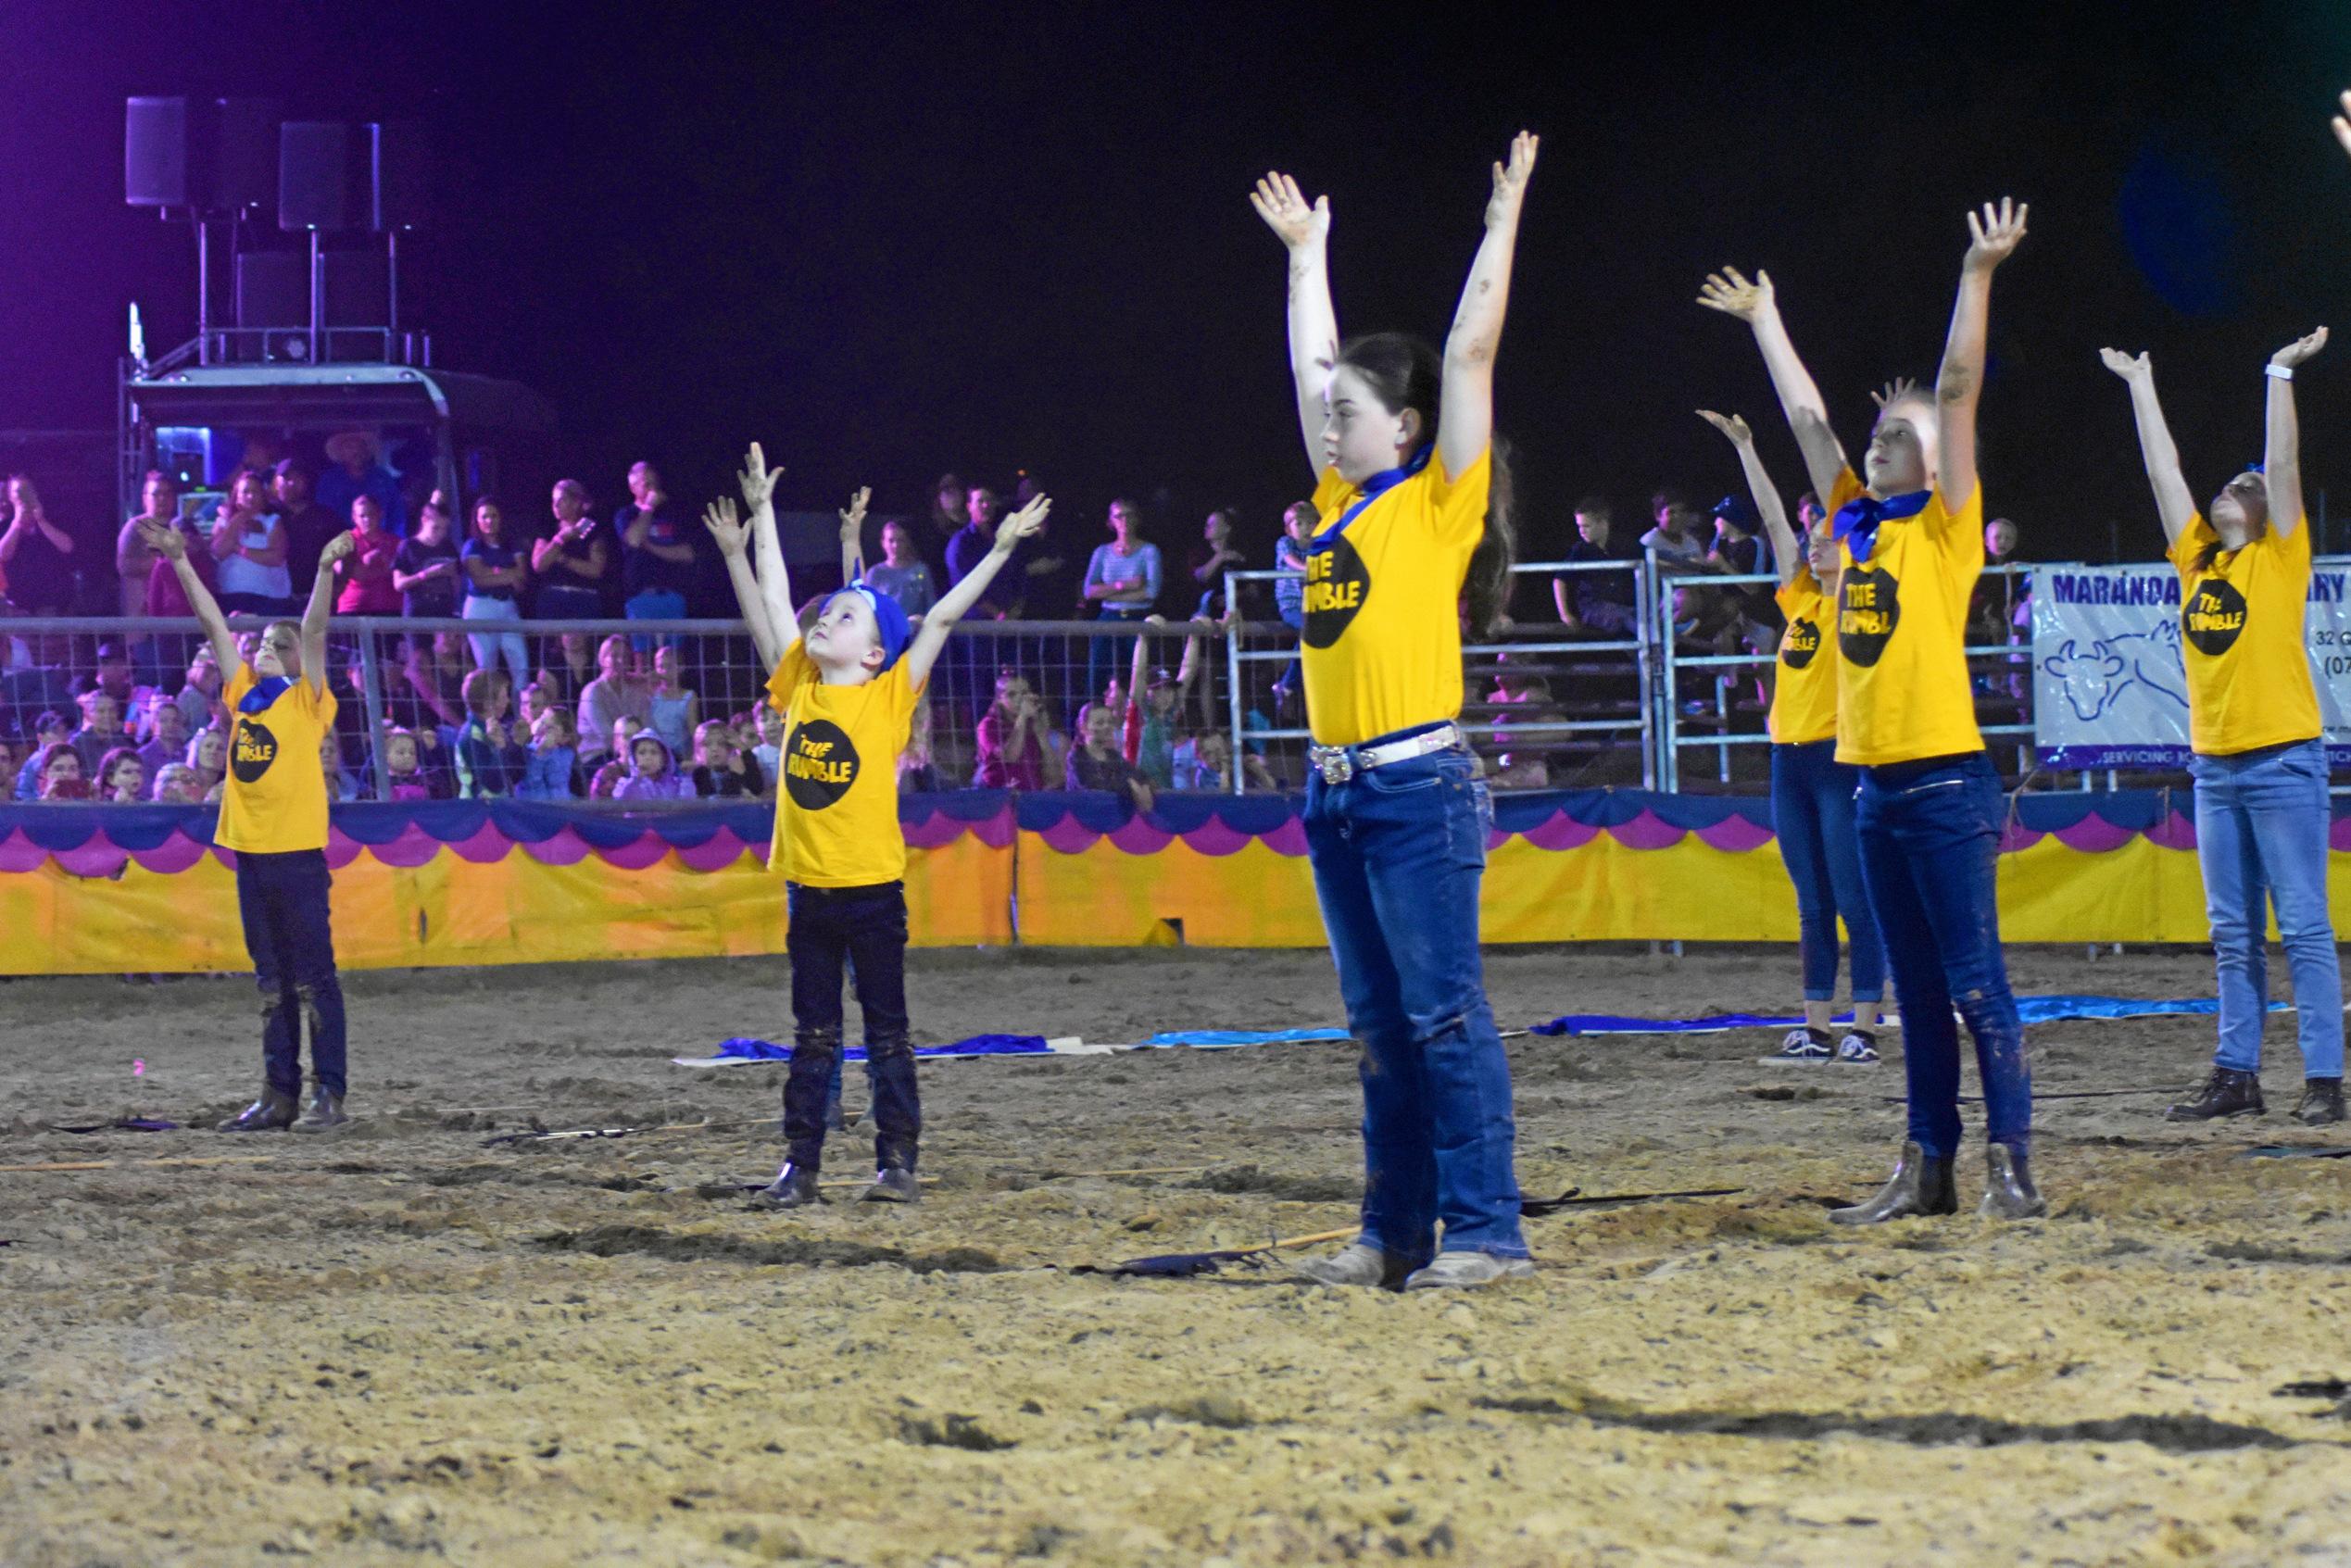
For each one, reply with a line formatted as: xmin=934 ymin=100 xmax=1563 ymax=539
xmin=1314 ymin=748 xmax=1354 ymax=785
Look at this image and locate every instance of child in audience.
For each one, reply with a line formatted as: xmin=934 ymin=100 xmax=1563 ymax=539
xmin=750 ymin=704 xmax=784 ymax=788
xmin=32 ymin=743 xmax=89 ymax=800
xmin=15 ymin=710 xmax=71 ymax=799
xmin=136 ymin=696 xmax=189 ymax=793
xmin=96 ymin=746 xmax=146 ymax=803
xmin=320 ymin=734 xmax=362 ymax=802
xmin=455 ymin=670 xmax=527 ymax=798
xmin=588 ymin=715 xmax=636 ymax=797
xmin=152 ymin=761 xmax=203 ymax=804
xmin=898 ymin=703 xmax=944 ymax=793
xmin=1069 ymin=701 xmax=1154 ymax=812
xmin=184 ymin=726 xmax=229 ymax=798
xmin=612 ymin=730 xmax=692 ymax=801
xmin=647 ymin=644 xmax=698 ymax=757
xmin=706 ymin=442 xmax=1046 ymax=1207
xmin=517 ymin=708 xmax=583 ymax=799
xmin=691 ymin=717 xmax=764 ymax=798
xmin=380 ymin=727 xmax=443 ymax=802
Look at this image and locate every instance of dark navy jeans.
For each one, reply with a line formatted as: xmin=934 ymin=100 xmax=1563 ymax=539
xmin=1854 ymin=753 xmax=2030 ymax=1157
xmin=233 ymin=848 xmax=347 ymax=1098
xmin=1770 ymin=739 xmax=1886 ymax=1002
xmin=1303 ymin=742 xmax=1528 ymax=1263
xmin=785 ymin=880 xmax=918 ymax=1173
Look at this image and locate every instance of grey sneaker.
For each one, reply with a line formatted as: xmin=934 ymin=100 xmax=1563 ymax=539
xmin=1761 ymin=1027 xmax=1833 ymax=1065
xmin=1292 ymin=1243 xmax=1414 ymax=1290
xmin=1403 ymin=1252 xmax=1537 ymax=1290
xmin=860 ymin=1165 xmax=920 ymax=1204
xmin=1834 ymin=1030 xmax=1881 ymax=1064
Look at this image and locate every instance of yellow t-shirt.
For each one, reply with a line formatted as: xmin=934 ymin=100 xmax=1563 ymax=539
xmin=2169 ymin=511 xmax=2321 ymax=756
xmin=764 ymin=641 xmax=924 ymax=886
xmin=217 ymin=664 xmax=337 ymax=853
xmin=1770 ymin=567 xmax=1838 ymax=746
xmin=1832 ymin=471 xmax=1986 ymax=766
xmin=1302 ymin=448 xmax=1490 ymax=747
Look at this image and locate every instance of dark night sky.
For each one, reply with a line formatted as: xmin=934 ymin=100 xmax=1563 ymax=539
xmin=7 ymin=1 xmax=2351 ymax=578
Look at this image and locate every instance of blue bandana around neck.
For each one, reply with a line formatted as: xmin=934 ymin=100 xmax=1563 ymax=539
xmin=1310 ymin=444 xmax=1433 ymax=555
xmin=1831 ymin=489 xmax=1931 ymax=565
xmin=238 ymin=674 xmax=293 ymax=714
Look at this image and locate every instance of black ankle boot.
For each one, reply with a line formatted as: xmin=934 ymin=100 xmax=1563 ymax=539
xmin=2166 ymin=1067 xmax=2265 ymax=1122
xmin=1829 ymin=1141 xmax=1958 ymax=1225
xmin=1979 ymin=1144 xmax=2047 ymax=1219
xmin=759 ymin=1163 xmax=823 ymax=1209
xmin=217 ymin=1086 xmax=298 ymax=1133
xmin=2294 ymin=1077 xmax=2346 ymax=1126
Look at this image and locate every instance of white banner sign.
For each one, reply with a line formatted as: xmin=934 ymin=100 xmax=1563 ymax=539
xmin=2030 ymin=560 xmax=2351 ymax=769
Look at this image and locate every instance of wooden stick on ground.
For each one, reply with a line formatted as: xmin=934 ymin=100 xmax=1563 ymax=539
xmin=0 ymin=1156 xmax=278 ymax=1173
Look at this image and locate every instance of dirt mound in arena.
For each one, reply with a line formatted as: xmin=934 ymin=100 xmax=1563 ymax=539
xmin=5 ymin=945 xmax=2349 ymax=1564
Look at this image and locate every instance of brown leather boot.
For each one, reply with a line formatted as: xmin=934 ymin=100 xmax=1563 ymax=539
xmin=218 ymin=1086 xmax=299 ymax=1132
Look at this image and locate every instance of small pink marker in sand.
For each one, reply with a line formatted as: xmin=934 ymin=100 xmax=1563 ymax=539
xmin=132 ymin=1060 xmax=145 ymax=1077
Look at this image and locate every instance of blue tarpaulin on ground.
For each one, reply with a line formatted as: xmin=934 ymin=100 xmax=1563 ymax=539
xmin=1528 ymin=995 xmax=2277 ymax=1037
xmin=675 ymin=1034 xmax=1052 ymax=1066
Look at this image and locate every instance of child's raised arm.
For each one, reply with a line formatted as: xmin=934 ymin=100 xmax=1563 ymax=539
xmin=1934 ymin=198 xmax=2029 ymax=514
xmin=138 ymin=520 xmax=242 ymax=676
xmin=2265 ymin=328 xmax=2327 ymax=538
xmin=838 ymin=486 xmax=871 ymax=583
xmin=1697 ymin=266 xmax=1850 ymax=505
xmin=736 ymin=443 xmax=795 ymax=645
xmin=1249 ymin=171 xmax=1338 ymax=479
xmin=704 ymin=497 xmax=785 ymax=671
xmin=904 ymin=495 xmax=1050 ymax=691
xmin=300 ymin=533 xmax=355 ymax=693
xmin=1439 ymin=132 xmax=1539 ymax=481
xmin=2097 ymin=348 xmax=2198 ymax=546
xmin=1697 ymin=410 xmax=1798 ymax=587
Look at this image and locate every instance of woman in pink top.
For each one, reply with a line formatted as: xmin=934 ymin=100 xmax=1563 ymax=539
xmin=973 ymin=670 xmax=1062 ymax=789
xmin=333 ymin=495 xmax=402 ymax=614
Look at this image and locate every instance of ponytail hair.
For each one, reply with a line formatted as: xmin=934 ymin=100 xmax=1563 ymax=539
xmin=1331 ymin=332 xmax=1517 ymax=639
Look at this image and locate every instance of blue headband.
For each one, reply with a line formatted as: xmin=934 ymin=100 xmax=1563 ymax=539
xmin=828 ymin=582 xmax=912 ymax=671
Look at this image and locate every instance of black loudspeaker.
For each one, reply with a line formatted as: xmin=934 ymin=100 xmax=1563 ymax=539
xmin=279 ymin=121 xmax=363 ymax=232
xmin=126 ymin=97 xmax=193 ymax=206
xmin=235 ymin=249 xmax=308 ymax=327
xmin=127 ymin=96 xmax=280 ymax=210
xmin=323 ymin=251 xmax=390 ymax=325
xmin=367 ymin=123 xmax=428 ymax=232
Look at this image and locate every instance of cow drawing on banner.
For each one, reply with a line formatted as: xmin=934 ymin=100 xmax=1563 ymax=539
xmin=2040 ymin=618 xmax=2186 ymax=721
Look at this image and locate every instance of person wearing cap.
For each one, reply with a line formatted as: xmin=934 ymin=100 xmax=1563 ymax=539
xmin=704 ymin=442 xmax=1049 ymax=1210
xmin=13 ymin=709 xmax=72 ymax=800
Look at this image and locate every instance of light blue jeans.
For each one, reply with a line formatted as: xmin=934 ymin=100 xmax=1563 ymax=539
xmin=2191 ymin=737 xmax=2344 ymax=1079
xmin=461 ymin=596 xmax=531 ymax=687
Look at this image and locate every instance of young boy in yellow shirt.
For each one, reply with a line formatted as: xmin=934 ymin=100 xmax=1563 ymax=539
xmin=140 ymin=519 xmax=358 ymax=1132
xmin=705 ymin=445 xmax=1046 ymax=1205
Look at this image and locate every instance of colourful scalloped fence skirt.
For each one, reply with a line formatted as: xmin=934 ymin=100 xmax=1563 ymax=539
xmin=0 ymin=789 xmax=2329 ymax=972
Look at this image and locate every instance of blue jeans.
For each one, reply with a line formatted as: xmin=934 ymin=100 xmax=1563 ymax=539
xmin=461 ymin=596 xmax=531 ymax=686
xmin=2190 ymin=737 xmax=2344 ymax=1078
xmin=1771 ymin=740 xmax=1886 ymax=1003
xmin=1303 ymin=740 xmax=1527 ymax=1262
xmin=785 ymin=881 xmax=918 ymax=1173
xmin=1854 ymin=753 xmax=2030 ymax=1157
xmin=625 ymin=588 xmax=687 ymax=655
xmin=233 ymin=849 xmax=347 ymax=1098
xmin=1087 ymin=608 xmax=1151 ymax=714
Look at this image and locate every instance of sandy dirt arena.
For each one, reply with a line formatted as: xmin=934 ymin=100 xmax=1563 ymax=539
xmin=3 ymin=943 xmax=2349 ymax=1566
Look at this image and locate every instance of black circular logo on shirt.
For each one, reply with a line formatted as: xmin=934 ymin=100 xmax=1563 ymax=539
xmin=1301 ymin=534 xmax=1372 ymax=649
xmin=1838 ymin=566 xmax=1901 ymax=667
xmin=783 ymin=720 xmax=860 ymax=809
xmin=230 ymin=719 xmax=279 ymax=784
xmin=2181 ymin=578 xmax=2249 ymax=658
xmin=1779 ymin=616 xmax=1823 ymax=671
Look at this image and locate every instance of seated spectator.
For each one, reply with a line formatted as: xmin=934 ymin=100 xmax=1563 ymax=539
xmin=1172 ymin=728 xmax=1276 ymax=792
xmin=378 ymin=727 xmax=444 ymax=802
xmin=531 ymin=478 xmax=612 ymax=622
xmin=899 ymin=703 xmax=945 ymax=793
xmin=587 ymin=714 xmax=637 ymax=797
xmin=171 ymin=645 xmax=223 ymax=737
xmin=865 ymin=518 xmax=937 ymax=619
xmin=539 ymin=632 xmax=597 ymax=706
xmin=394 ymin=493 xmax=464 ymax=633
xmin=454 ymin=669 xmax=526 ymax=798
xmin=0 ymin=734 xmax=20 ymax=794
xmin=273 ymin=459 xmax=343 ymax=588
xmin=617 ymin=460 xmax=696 ymax=652
xmin=516 ymin=680 xmax=554 ymax=738
xmin=974 ymin=671 xmax=1062 ymax=789
xmin=1069 ymin=701 xmax=1154 ymax=813
xmin=151 ymin=761 xmax=203 ymax=805
xmin=31 ymin=742 xmax=89 ymax=801
xmin=316 ymin=432 xmax=405 ymax=538
xmin=1 ymin=474 xmax=76 ymax=614
xmin=1490 ymin=675 xmax=1562 ymax=789
xmin=460 ymin=495 xmax=532 ymax=685
xmin=1188 ymin=507 xmax=1247 ymax=620
xmin=94 ymin=746 xmax=145 ymax=804
xmin=1271 ymin=502 xmax=1311 ymax=718
xmin=208 ymin=469 xmax=293 ymax=614
xmin=320 ymin=734 xmax=363 ymax=803
xmin=80 ymin=640 xmax=136 ymax=705
xmin=516 ymin=708 xmax=584 ymax=800
xmin=611 ymin=729 xmax=692 ymax=801
xmin=392 ymin=631 xmax=469 ymax=732
xmin=67 ymin=688 xmax=128 ymax=773
xmin=1119 ymin=620 xmax=1181 ymax=790
xmin=1640 ymin=489 xmax=1709 ymax=568
xmin=689 ymin=717 xmax=764 ymax=799
xmin=646 ymin=644 xmax=699 ymax=758
xmin=14 ymin=710 xmax=71 ymax=799
xmin=1970 ymin=514 xmax=2030 ymax=644
xmin=579 ymin=634 xmax=649 ymax=766
xmin=333 ymin=495 xmax=402 ymax=615
xmin=183 ymin=726 xmax=228 ymax=799
xmin=116 ymin=470 xmax=178 ymax=616
xmin=1550 ymin=497 xmax=1640 ymax=636
xmin=751 ymin=704 xmax=784 ymax=787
